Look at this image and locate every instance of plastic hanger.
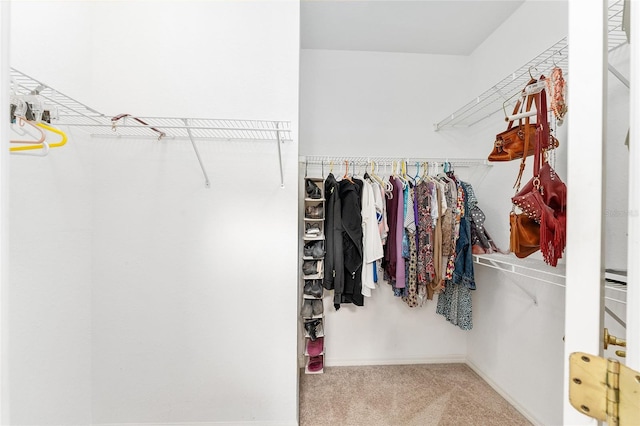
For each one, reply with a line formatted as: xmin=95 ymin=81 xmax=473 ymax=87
xmin=412 ymin=162 xmax=421 ymax=184
xmin=11 ymin=122 xmax=67 ymax=153
xmin=11 ymin=140 xmax=50 ymax=157
xmin=10 ymin=116 xmax=46 ymax=145
xmin=343 ymin=160 xmax=353 ymax=183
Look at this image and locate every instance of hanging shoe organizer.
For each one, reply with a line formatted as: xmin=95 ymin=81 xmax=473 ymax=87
xmin=9 ymin=68 xmax=293 ymax=188
xmin=302 ymin=176 xmax=326 ymax=374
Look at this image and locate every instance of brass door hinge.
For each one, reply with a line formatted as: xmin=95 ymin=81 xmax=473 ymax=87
xmin=569 ymin=352 xmax=640 ymax=425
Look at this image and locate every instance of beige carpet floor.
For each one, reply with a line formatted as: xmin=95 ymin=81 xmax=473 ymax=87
xmin=299 ymin=363 xmax=532 ymax=426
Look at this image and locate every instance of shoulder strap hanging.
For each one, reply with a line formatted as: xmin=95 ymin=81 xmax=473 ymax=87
xmin=512 ymin=92 xmax=537 ymax=190
xmin=531 ymin=78 xmax=551 ymax=179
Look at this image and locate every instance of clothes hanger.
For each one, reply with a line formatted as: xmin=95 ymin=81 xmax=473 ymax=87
xmin=400 ymin=160 xmax=409 ymax=187
xmin=11 ymin=140 xmax=50 ymax=157
xmin=351 ymin=161 xmax=358 ymax=179
xmin=368 ymin=160 xmax=383 ymax=188
xmin=10 ymin=116 xmax=46 ymax=145
xmin=10 ymin=121 xmax=67 ymax=153
xmin=369 ymin=160 xmax=387 ymax=190
xmin=343 ymin=160 xmax=353 ymax=183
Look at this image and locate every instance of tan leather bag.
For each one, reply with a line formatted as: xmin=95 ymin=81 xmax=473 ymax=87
xmin=509 ymin=212 xmax=540 ymax=258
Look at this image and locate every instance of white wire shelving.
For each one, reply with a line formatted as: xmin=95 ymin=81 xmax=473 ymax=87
xmin=473 ymin=253 xmax=627 ymax=307
xmin=9 ymin=68 xmax=293 ymax=188
xmin=434 ymin=0 xmax=628 ymax=131
xmin=301 ymin=155 xmax=489 ymax=168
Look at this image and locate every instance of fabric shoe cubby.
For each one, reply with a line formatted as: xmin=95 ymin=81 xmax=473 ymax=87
xmin=302 ymin=177 xmax=325 ymax=374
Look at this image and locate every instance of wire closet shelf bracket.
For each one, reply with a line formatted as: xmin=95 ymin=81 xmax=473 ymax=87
xmin=9 ymin=68 xmax=293 ymax=188
xmin=433 ymin=0 xmax=628 ymax=131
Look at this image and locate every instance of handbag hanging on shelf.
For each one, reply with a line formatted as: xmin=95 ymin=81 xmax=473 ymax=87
xmin=509 ymin=211 xmax=540 ymax=258
xmin=488 ymin=79 xmax=559 ymax=162
xmin=510 ymin=82 xmax=566 ymax=266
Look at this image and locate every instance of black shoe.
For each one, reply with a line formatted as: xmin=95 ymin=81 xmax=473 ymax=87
xmin=304 ymin=241 xmax=325 ymax=259
xmin=303 ymin=260 xmax=320 ymax=276
xmin=305 ymin=204 xmax=324 ymax=219
xmin=305 ymin=180 xmax=322 ymax=199
xmin=311 ymin=299 xmax=323 ymax=316
xmin=304 ymin=319 xmax=321 ymax=341
xmin=300 ymin=299 xmax=313 ymax=318
xmin=304 ymin=279 xmax=323 ymax=298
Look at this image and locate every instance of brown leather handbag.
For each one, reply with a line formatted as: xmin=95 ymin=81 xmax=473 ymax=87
xmin=489 ymin=94 xmax=537 ymax=161
xmin=489 ymin=79 xmax=559 ymax=162
xmin=509 ymin=212 xmax=540 ymax=258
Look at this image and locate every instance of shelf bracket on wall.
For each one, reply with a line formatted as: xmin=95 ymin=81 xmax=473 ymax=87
xmin=184 ymin=118 xmax=211 ymax=188
xmin=275 ymin=121 xmax=285 ymax=188
xmin=608 ymin=63 xmax=630 ymax=88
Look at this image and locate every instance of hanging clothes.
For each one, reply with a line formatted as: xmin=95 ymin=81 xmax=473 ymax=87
xmin=339 ymin=178 xmax=364 ymax=307
xmin=383 ymin=176 xmax=401 ymax=285
xmin=361 ymin=177 xmax=384 ymax=297
xmin=393 ymin=177 xmax=406 ymax=290
xmin=402 ymin=185 xmax=419 ymax=307
xmin=415 ymin=179 xmax=435 ymax=301
xmin=436 ymin=180 xmax=475 ymax=330
xmin=429 ymin=180 xmax=445 ymax=296
xmin=323 ymin=173 xmax=344 ymax=308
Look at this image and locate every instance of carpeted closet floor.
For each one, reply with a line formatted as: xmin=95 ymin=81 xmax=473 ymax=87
xmin=299 ymin=363 xmax=532 ymax=426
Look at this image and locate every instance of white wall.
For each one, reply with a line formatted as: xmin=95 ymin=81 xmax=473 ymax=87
xmin=88 ymin=4 xmax=299 ymax=424
xmin=8 ymin=1 xmax=300 ymax=425
xmin=463 ymin=2 xmax=570 ymax=425
xmin=8 ymin=128 xmax=93 ymax=425
xmin=9 ymin=2 xmax=94 ymax=424
xmin=605 ymin=44 xmax=631 ymax=271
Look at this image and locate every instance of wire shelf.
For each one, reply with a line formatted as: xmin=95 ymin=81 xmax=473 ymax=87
xmin=10 ymin=68 xmax=293 ymax=142
xmin=9 ymin=67 xmax=292 ymax=187
xmin=434 ymin=0 xmax=628 ymax=131
xmin=301 ymin=155 xmax=489 ymax=168
xmin=474 ymin=253 xmax=627 ymax=305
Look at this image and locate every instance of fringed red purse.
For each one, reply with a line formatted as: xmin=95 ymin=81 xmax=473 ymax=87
xmin=511 ymin=81 xmax=566 ymax=266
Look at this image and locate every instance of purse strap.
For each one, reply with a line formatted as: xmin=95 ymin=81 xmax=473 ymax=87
xmin=513 ymin=94 xmax=535 ymax=191
xmin=505 ymin=81 xmax=536 ymax=132
xmin=534 ymin=78 xmax=549 ymax=174
xmin=513 ymin=79 xmax=549 ymax=191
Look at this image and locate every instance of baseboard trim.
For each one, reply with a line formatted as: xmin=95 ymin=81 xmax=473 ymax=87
xmin=465 ymin=358 xmax=543 ymax=426
xmin=325 ymin=355 xmax=467 ymax=367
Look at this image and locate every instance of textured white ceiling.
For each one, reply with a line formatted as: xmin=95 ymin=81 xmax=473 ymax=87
xmin=301 ymin=0 xmax=526 ymax=55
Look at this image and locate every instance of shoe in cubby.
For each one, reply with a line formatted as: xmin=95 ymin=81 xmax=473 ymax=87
xmin=305 ymin=354 xmax=324 ymax=374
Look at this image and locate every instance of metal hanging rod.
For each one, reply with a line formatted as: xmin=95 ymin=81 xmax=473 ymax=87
xmin=9 ymin=67 xmax=292 ymax=188
xmin=434 ymin=0 xmax=628 ymax=132
xmin=301 ymin=156 xmax=489 ymax=168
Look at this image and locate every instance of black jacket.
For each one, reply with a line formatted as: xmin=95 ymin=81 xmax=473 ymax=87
xmin=338 ymin=178 xmax=364 ymax=307
xmin=323 ymin=174 xmax=344 ymax=305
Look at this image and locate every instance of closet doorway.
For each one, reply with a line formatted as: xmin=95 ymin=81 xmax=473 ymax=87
xmin=298 ymin=1 xmax=638 ymax=425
